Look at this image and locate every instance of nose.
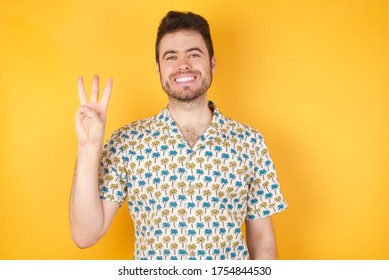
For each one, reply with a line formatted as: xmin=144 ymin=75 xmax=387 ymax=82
xmin=177 ymin=57 xmax=191 ymax=71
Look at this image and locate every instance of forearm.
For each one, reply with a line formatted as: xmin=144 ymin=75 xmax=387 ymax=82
xmin=70 ymin=145 xmax=104 ymax=248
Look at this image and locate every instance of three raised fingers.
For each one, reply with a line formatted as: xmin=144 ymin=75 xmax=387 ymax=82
xmin=77 ymin=75 xmax=113 ymax=108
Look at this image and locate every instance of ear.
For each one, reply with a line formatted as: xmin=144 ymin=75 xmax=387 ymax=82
xmin=211 ymin=56 xmax=216 ymax=74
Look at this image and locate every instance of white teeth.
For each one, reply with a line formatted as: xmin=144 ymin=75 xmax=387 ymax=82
xmin=175 ymin=76 xmax=195 ymax=83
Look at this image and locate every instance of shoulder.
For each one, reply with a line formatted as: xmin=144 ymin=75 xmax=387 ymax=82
xmin=220 ymin=113 xmax=265 ymax=143
xmin=220 ymin=116 xmax=273 ymax=160
xmin=115 ymin=114 xmax=160 ymax=135
xmin=105 ymin=114 xmax=159 ymax=145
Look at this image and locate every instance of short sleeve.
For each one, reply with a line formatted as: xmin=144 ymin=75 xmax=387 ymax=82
xmin=98 ymin=130 xmax=129 ymax=206
xmin=246 ymin=134 xmax=288 ymax=221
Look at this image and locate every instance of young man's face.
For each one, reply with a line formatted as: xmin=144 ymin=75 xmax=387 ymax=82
xmin=157 ymin=30 xmax=216 ymax=102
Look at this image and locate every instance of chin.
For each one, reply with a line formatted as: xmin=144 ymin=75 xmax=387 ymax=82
xmin=163 ymin=80 xmax=210 ymax=102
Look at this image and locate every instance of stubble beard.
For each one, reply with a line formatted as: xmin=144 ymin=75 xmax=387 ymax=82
xmin=162 ymin=71 xmax=213 ymax=102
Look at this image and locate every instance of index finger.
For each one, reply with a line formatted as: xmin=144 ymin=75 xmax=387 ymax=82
xmin=100 ymin=77 xmax=113 ymax=108
xmin=77 ymin=76 xmax=88 ymax=105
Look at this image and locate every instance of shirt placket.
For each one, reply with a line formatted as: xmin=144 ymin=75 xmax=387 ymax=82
xmin=186 ymin=147 xmax=198 ymax=259
xmin=171 ymin=134 xmax=190 ymax=259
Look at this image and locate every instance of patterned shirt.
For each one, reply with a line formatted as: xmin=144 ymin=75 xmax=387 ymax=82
xmin=99 ymin=101 xmax=287 ymax=260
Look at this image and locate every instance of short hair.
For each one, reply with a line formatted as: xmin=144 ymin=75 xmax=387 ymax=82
xmin=155 ymin=11 xmax=214 ymax=63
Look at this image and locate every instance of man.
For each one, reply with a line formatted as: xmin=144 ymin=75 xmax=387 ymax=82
xmin=70 ymin=11 xmax=287 ymax=260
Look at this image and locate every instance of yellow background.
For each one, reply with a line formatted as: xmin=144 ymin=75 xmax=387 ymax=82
xmin=1 ymin=0 xmax=388 ymax=259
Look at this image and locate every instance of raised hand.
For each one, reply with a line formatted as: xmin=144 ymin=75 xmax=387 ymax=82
xmin=75 ymin=75 xmax=113 ymax=147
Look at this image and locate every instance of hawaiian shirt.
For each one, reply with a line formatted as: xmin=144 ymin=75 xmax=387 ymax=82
xmin=99 ymin=101 xmax=287 ymax=260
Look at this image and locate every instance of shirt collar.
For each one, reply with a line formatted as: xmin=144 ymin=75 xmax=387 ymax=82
xmin=153 ymin=100 xmax=230 ymax=140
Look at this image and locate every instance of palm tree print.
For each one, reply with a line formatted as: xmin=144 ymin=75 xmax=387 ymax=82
xmin=98 ymin=101 xmax=287 ymax=260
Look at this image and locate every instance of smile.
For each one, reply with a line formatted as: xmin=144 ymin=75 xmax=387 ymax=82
xmin=175 ymin=76 xmax=196 ymax=83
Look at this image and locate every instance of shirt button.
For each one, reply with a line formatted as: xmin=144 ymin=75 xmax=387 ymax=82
xmin=189 ymin=251 xmax=196 ymax=257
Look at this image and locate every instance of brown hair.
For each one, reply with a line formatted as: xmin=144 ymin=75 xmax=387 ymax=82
xmin=156 ymin=11 xmax=214 ymax=63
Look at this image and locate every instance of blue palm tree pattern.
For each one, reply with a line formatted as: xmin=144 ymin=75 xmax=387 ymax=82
xmin=99 ymin=101 xmax=287 ymax=260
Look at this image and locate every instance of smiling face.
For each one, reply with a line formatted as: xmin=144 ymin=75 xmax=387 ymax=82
xmin=157 ymin=30 xmax=216 ymax=103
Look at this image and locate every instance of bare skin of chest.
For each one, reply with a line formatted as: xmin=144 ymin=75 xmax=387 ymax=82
xmin=181 ymin=127 xmax=205 ymax=148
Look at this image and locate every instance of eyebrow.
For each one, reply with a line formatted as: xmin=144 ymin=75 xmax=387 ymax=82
xmin=162 ymin=47 xmax=204 ymax=60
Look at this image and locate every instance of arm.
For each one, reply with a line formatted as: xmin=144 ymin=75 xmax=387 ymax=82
xmin=245 ymin=216 xmax=277 ymax=259
xmin=69 ymin=75 xmax=119 ymax=248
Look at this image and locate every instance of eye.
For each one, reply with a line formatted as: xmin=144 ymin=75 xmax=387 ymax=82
xmin=166 ymin=55 xmax=177 ymax=61
xmin=189 ymin=53 xmax=200 ymax=58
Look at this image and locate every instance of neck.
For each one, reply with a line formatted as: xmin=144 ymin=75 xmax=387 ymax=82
xmin=167 ymin=95 xmax=213 ymax=148
xmin=167 ymin=95 xmax=213 ymax=129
